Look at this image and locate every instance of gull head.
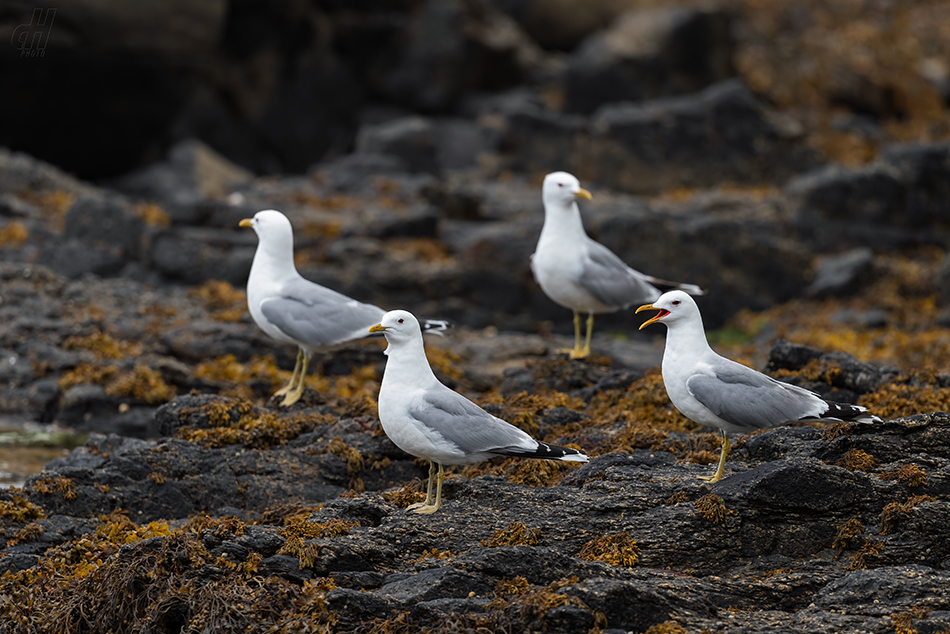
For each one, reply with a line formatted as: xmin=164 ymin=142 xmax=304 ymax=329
xmin=542 ymin=171 xmax=592 ymax=208
xmin=636 ymin=290 xmax=699 ymax=330
xmin=368 ymin=309 xmax=421 ymax=345
xmin=239 ymin=209 xmax=293 ymax=240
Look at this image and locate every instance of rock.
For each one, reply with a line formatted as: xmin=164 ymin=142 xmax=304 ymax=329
xmin=563 ymin=6 xmax=734 ymax=114
xmin=0 ymin=193 xmax=37 ymax=218
xmin=377 ymin=566 xmax=493 ymax=602
xmin=788 ymin=163 xmax=911 ymax=250
xmin=356 ymin=117 xmax=441 ymax=176
xmin=497 ymin=0 xmax=629 ymax=50
xmin=491 ymin=101 xmax=587 ymax=175
xmin=39 ymin=196 xmax=144 ymax=278
xmin=587 ymin=80 xmax=820 ymax=194
xmin=149 ymin=226 xmax=255 ymax=285
xmin=111 ymin=139 xmax=253 ymax=224
xmin=57 ymin=384 xmax=160 ymax=438
xmin=881 ymin=142 xmax=950 ymax=227
xmin=935 ymin=253 xmax=950 ymax=306
xmin=806 ymin=247 xmax=875 ymax=297
xmin=0 ymin=1 xmax=227 ymax=178
xmin=379 ymin=0 xmax=540 ymax=111
xmin=766 ymin=339 xmax=826 ymax=373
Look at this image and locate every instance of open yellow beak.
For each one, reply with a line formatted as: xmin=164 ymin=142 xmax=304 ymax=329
xmin=574 ymin=188 xmax=592 ymax=200
xmin=368 ymin=324 xmax=387 ymax=333
xmin=239 ymin=218 xmax=253 ymax=228
xmin=636 ymin=303 xmax=669 ymax=330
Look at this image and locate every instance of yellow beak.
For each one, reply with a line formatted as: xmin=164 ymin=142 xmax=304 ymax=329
xmin=574 ymin=188 xmax=592 ymax=200
xmin=368 ymin=324 xmax=387 ymax=333
xmin=239 ymin=218 xmax=253 ymax=228
xmin=636 ymin=303 xmax=669 ymax=330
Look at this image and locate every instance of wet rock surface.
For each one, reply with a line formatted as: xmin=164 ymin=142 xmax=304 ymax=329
xmin=2 ymin=342 xmax=950 ymax=632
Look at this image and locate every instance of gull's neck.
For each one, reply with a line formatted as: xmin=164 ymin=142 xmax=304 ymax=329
xmin=539 ymin=199 xmax=588 ymax=246
xmin=663 ymin=314 xmax=714 ymax=362
xmin=380 ymin=334 xmax=439 ymax=395
xmin=249 ymin=230 xmax=297 ymax=288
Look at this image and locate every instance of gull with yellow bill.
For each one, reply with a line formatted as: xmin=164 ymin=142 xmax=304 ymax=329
xmin=637 ymin=290 xmax=880 ymax=483
xmin=531 ymin=171 xmax=703 ymax=359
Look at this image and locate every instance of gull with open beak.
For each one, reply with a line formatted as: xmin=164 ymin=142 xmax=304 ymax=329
xmin=531 ymin=171 xmax=703 ymax=359
xmin=637 ymin=290 xmax=880 ymax=483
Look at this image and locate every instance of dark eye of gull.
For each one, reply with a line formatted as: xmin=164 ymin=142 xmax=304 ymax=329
xmin=672 ymin=300 xmax=681 ymax=306
xmin=397 ymin=318 xmax=404 ymax=324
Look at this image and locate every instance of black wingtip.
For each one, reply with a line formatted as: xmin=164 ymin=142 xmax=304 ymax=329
xmin=495 ymin=441 xmax=590 ymax=463
xmin=822 ymin=401 xmax=881 ymax=423
xmin=421 ymin=319 xmax=453 ymax=336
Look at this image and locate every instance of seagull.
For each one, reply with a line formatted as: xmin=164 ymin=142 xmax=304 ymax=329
xmin=531 ymin=171 xmax=704 ymax=360
xmin=240 ymin=210 xmax=450 ymax=406
xmin=369 ymin=309 xmax=589 ymax=514
xmin=637 ymin=290 xmax=880 ymax=483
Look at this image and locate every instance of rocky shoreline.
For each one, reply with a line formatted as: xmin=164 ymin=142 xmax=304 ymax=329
xmin=1 ymin=338 xmax=949 ymax=633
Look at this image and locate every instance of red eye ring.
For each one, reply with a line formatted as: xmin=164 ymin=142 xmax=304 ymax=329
xmin=397 ymin=318 xmax=404 ymax=324
xmin=672 ymin=300 xmax=681 ymax=306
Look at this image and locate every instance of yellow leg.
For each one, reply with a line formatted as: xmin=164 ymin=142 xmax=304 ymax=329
xmin=274 ymin=349 xmax=303 ymax=397
xmin=413 ymin=463 xmax=444 ymax=514
xmin=406 ymin=461 xmax=435 ymax=511
xmin=570 ymin=312 xmax=595 ymax=359
xmin=699 ymin=432 xmax=730 ymax=483
xmin=280 ymin=352 xmax=311 ymax=406
xmin=559 ymin=311 xmax=584 ymax=357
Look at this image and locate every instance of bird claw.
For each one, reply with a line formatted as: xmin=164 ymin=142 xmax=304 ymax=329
xmin=405 ymin=501 xmax=430 ymax=511
xmin=411 ymin=504 xmax=440 ymax=514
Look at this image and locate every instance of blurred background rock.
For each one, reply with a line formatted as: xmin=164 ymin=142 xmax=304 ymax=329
xmin=3 ymin=0 xmax=950 ymax=444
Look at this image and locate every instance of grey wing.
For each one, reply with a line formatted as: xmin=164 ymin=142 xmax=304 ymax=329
xmin=260 ymin=278 xmax=385 ymax=347
xmin=578 ymin=239 xmax=662 ymax=309
xmin=686 ymin=361 xmax=827 ymax=430
xmin=407 ymin=386 xmax=535 ymax=455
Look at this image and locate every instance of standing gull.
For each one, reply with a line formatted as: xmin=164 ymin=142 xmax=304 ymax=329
xmin=369 ymin=309 xmax=589 ymax=514
xmin=637 ymin=290 xmax=880 ymax=483
xmin=531 ymin=171 xmax=704 ymax=360
xmin=240 ymin=210 xmax=449 ymax=406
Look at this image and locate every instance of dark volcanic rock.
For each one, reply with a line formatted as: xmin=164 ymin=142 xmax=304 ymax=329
xmin=5 ymin=410 xmax=950 ymax=632
xmin=563 ymin=5 xmax=734 ymax=114
xmin=587 ymin=80 xmax=820 ymax=194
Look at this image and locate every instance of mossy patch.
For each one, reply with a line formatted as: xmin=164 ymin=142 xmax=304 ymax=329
xmin=58 ymin=362 xmax=176 ymax=404
xmin=695 ymin=494 xmax=727 ymax=524
xmin=176 ymin=399 xmax=335 ymax=449
xmin=847 ymin=537 xmax=885 ymax=571
xmin=832 ymin=518 xmax=865 ymax=555
xmin=577 ymin=532 xmax=640 ymax=567
xmin=382 ymin=482 xmax=427 ymax=508
xmin=325 ymin=437 xmax=366 ymax=492
xmin=105 ymin=364 xmax=176 ymax=404
xmin=414 ymin=548 xmax=454 ymax=563
xmin=0 ymin=220 xmax=29 ymax=249
xmin=133 ymin=202 xmax=171 ymax=227
xmin=31 ymin=475 xmax=77 ymax=500
xmin=480 ymin=522 xmax=542 ymax=547
xmin=880 ymin=495 xmax=938 ymax=535
xmin=62 ymin=330 xmax=143 ymax=360
xmin=277 ymin=517 xmax=359 ymax=568
xmin=859 ymin=383 xmax=950 ymax=420
xmin=879 ymin=464 xmax=928 ymax=488
xmin=644 ymin=622 xmax=689 ymax=634
xmin=0 ymin=492 xmax=46 ymax=522
xmin=835 ymin=449 xmax=878 ymax=472
xmin=187 ymin=279 xmax=247 ymax=323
